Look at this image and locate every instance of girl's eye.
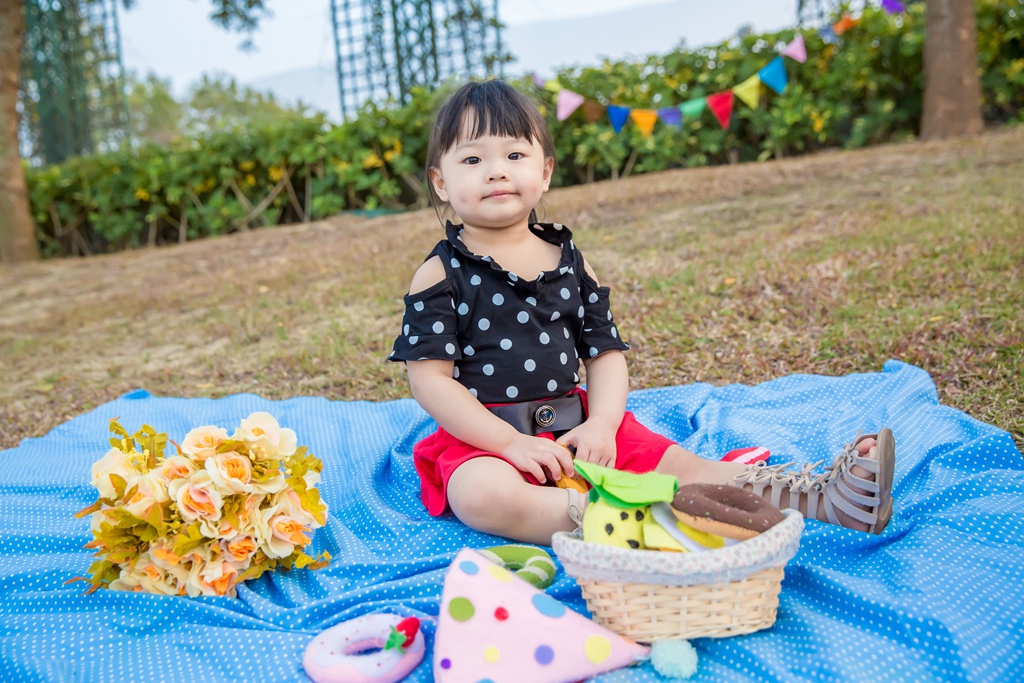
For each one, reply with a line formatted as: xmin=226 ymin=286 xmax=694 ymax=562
xmin=508 ymin=152 xmax=524 ymax=160
xmin=463 ymin=156 xmax=481 ymax=165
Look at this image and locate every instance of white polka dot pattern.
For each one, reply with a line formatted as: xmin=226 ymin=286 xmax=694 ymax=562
xmin=0 ymin=363 xmax=1018 ymax=682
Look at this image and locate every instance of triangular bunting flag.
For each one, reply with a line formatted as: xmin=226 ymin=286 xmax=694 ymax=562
xmin=882 ymin=0 xmax=906 ymax=14
xmin=434 ymin=549 xmax=649 ymax=682
xmin=582 ymin=99 xmax=605 ymax=123
xmin=706 ymin=91 xmax=734 ymax=130
xmin=531 ymin=72 xmax=546 ymax=89
xmin=758 ymin=57 xmax=788 ymax=95
xmin=833 ymin=14 xmax=858 ymax=36
xmin=733 ymin=74 xmax=762 ymax=109
xmin=680 ymin=97 xmax=707 ymax=120
xmin=657 ymin=106 xmax=682 ymax=128
xmin=543 ymin=79 xmax=563 ymax=94
xmin=781 ymin=34 xmax=807 ymax=63
xmin=607 ymin=105 xmax=631 ymax=134
xmin=556 ymin=90 xmax=586 ymax=121
xmin=818 ymin=26 xmax=837 ymax=44
xmin=630 ymin=109 xmax=658 ymax=137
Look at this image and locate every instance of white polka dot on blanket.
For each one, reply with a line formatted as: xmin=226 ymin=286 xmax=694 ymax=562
xmin=0 ymin=361 xmax=1021 ymax=683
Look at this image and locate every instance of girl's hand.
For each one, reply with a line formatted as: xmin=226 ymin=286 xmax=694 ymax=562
xmin=557 ymin=420 xmax=617 ymax=469
xmin=500 ymin=433 xmax=576 ymax=484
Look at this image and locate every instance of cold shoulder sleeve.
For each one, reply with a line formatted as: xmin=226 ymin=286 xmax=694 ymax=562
xmin=389 ymin=278 xmax=462 ymax=363
xmin=576 ymin=255 xmax=630 ymax=360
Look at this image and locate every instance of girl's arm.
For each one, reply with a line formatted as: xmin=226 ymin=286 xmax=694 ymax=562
xmin=407 ymin=360 xmax=576 ymax=483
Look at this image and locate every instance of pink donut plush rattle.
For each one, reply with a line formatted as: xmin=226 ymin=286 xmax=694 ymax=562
xmin=303 ymin=614 xmax=425 ymax=683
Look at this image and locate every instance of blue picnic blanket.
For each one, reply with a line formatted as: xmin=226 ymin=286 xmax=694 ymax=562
xmin=1 ymin=360 xmax=1022 ymax=682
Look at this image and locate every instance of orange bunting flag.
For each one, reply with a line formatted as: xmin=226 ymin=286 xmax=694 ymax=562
xmin=630 ymin=109 xmax=659 ymax=137
xmin=733 ymin=74 xmax=762 ymax=109
xmin=582 ymin=99 xmax=606 ymax=123
xmin=706 ymin=91 xmax=735 ymax=130
xmin=833 ymin=14 xmax=858 ymax=36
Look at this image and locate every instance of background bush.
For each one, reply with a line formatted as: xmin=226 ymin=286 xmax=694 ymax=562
xmin=26 ymin=1 xmax=1024 ymax=257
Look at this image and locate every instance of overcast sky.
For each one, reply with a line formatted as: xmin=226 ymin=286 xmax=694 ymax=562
xmin=117 ymin=0 xmax=798 ymax=119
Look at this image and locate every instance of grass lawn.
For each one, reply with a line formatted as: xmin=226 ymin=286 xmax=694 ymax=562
xmin=1 ymin=126 xmax=1021 ymax=452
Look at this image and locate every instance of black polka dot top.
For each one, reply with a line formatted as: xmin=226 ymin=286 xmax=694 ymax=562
xmin=389 ymin=221 xmax=629 ymax=404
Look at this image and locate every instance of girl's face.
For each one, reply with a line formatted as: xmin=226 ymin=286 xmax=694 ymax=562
xmin=429 ymin=121 xmax=554 ymax=231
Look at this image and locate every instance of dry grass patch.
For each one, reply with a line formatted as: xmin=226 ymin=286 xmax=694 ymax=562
xmin=2 ymin=127 xmax=1021 ymax=451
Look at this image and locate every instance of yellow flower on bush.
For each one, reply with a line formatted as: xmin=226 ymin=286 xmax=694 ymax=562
xmin=134 ymin=188 xmax=150 ymax=201
xmin=268 ymin=166 xmax=285 ymax=182
xmin=362 ymin=152 xmax=384 ymax=169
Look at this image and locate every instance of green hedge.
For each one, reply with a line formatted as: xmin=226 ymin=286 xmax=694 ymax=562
xmin=26 ymin=1 xmax=1024 ymax=257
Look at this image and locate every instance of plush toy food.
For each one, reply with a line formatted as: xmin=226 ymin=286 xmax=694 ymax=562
xmin=670 ymin=483 xmax=785 ymax=541
xmin=574 ymin=461 xmax=678 ymax=549
xmin=434 ymin=548 xmax=649 ymax=682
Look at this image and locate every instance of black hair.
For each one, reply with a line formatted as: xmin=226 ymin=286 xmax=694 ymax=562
xmin=425 ymin=79 xmax=555 ymax=225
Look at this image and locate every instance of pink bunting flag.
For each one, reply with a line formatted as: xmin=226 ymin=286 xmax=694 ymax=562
xmin=556 ymin=90 xmax=585 ymax=121
xmin=781 ymin=34 xmax=807 ymax=63
xmin=881 ymin=0 xmax=905 ymax=13
xmin=706 ymin=91 xmax=735 ymax=130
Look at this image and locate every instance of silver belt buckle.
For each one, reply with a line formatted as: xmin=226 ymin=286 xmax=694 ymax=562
xmin=534 ymin=404 xmax=556 ymax=428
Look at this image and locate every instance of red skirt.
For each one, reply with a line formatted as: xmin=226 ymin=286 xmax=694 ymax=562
xmin=413 ymin=388 xmax=676 ymax=516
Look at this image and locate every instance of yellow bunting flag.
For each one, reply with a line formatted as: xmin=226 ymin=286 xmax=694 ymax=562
xmin=543 ymin=79 xmax=563 ymax=94
xmin=629 ymin=109 xmax=659 ymax=137
xmin=733 ymin=74 xmax=762 ymax=109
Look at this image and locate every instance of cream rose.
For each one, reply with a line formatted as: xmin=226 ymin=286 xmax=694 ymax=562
xmin=186 ymin=559 xmax=239 ymax=597
xmin=173 ymin=471 xmax=224 ymax=523
xmin=256 ymin=505 xmax=311 ymax=559
xmin=122 ymin=471 xmax=170 ymax=520
xmin=180 ymin=425 xmax=229 ymax=463
xmin=157 ymin=455 xmax=197 ymax=485
xmin=235 ymin=412 xmax=296 ymax=459
xmin=205 ymin=451 xmax=253 ymax=494
xmin=221 ymin=535 xmax=257 ymax=568
xmin=149 ymin=540 xmax=183 ymax=571
xmin=90 ymin=447 xmax=142 ymax=500
xmin=110 ymin=552 xmax=180 ymax=596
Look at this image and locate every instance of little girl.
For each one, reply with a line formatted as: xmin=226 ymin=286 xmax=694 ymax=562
xmin=389 ymin=80 xmax=895 ymax=546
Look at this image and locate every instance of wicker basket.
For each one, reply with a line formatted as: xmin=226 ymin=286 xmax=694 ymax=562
xmin=551 ymin=508 xmax=804 ymax=642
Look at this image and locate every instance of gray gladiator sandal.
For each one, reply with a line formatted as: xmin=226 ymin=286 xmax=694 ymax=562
xmin=733 ymin=428 xmax=895 ymax=534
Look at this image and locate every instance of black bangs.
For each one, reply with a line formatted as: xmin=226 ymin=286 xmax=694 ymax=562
xmin=432 ymin=81 xmax=541 ymax=155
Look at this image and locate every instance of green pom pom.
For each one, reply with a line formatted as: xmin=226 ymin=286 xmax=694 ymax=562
xmin=651 ymin=639 xmax=698 ymax=679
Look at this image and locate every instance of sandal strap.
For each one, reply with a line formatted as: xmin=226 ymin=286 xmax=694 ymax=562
xmin=824 ymin=483 xmax=878 ymax=525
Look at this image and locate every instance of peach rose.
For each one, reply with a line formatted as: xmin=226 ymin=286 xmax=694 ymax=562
xmin=234 ymin=412 xmax=296 ymax=459
xmin=180 ymin=425 xmax=229 ymax=463
xmin=122 ymin=471 xmax=170 ymax=520
xmin=206 ymin=451 xmax=253 ymax=494
xmin=255 ymin=503 xmax=311 ymax=559
xmin=149 ymin=540 xmax=183 ymax=570
xmin=173 ymin=471 xmax=224 ymax=523
xmin=186 ymin=559 xmax=239 ymax=597
xmin=221 ymin=535 xmax=257 ymax=567
xmin=90 ymin=447 xmax=142 ymax=500
xmin=157 ymin=455 xmax=197 ymax=485
xmin=110 ymin=552 xmax=181 ymax=596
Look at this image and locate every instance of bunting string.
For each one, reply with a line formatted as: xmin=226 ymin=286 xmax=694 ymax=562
xmin=533 ymin=2 xmax=905 ymax=138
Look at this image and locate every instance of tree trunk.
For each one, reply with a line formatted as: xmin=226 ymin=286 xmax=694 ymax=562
xmin=921 ymin=0 xmax=984 ymax=140
xmin=0 ymin=0 xmax=39 ymax=263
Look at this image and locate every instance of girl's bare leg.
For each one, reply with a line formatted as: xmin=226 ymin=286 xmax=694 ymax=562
xmin=446 ymin=456 xmax=577 ymax=546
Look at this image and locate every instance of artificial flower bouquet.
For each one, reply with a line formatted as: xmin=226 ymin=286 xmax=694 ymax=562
xmin=72 ymin=412 xmax=331 ymax=597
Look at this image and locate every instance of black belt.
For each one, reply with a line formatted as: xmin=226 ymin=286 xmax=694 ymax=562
xmin=487 ymin=393 xmax=585 ymax=436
